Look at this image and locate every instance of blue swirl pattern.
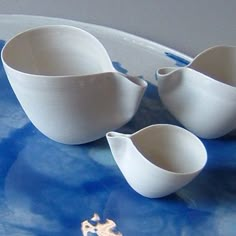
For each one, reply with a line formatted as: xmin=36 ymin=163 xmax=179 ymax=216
xmin=0 ymin=41 xmax=235 ymax=235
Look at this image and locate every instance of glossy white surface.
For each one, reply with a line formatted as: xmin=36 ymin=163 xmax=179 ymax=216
xmin=0 ymin=15 xmax=192 ymax=85
xmin=2 ymin=25 xmax=115 ymax=76
xmin=106 ymin=124 xmax=207 ymax=198
xmin=1 ymin=25 xmax=147 ymax=144
xmin=157 ymin=46 xmax=236 ymax=139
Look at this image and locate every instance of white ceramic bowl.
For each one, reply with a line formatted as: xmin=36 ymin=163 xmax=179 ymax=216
xmin=1 ymin=25 xmax=147 ymax=144
xmin=106 ymin=124 xmax=207 ymax=198
xmin=156 ymin=46 xmax=236 ymax=139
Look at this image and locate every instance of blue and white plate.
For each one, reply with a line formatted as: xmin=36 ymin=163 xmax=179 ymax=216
xmin=0 ymin=15 xmax=235 ymax=236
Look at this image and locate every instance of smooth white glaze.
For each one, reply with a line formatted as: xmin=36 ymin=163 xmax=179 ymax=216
xmin=106 ymin=124 xmax=207 ymax=198
xmin=1 ymin=25 xmax=147 ymax=144
xmin=156 ymin=45 xmax=236 ymax=139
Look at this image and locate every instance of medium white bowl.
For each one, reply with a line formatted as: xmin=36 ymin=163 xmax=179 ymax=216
xmin=1 ymin=25 xmax=147 ymax=144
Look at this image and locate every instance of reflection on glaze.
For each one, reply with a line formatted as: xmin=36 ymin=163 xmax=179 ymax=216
xmin=81 ymin=213 xmax=122 ymax=236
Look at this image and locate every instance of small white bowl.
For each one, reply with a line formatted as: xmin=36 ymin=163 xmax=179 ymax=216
xmin=106 ymin=124 xmax=207 ymax=198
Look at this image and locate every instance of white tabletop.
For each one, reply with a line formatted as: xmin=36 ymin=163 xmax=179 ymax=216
xmin=0 ymin=0 xmax=235 ymax=57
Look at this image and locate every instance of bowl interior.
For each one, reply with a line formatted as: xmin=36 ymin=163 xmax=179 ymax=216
xmin=190 ymin=46 xmax=236 ymax=86
xmin=2 ymin=26 xmax=113 ymax=76
xmin=132 ymin=125 xmax=207 ymax=174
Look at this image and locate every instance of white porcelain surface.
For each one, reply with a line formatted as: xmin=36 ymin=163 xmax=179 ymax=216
xmin=1 ymin=25 xmax=147 ymax=144
xmin=156 ymin=45 xmax=236 ymax=139
xmin=0 ymin=15 xmax=192 ymax=85
xmin=106 ymin=124 xmax=207 ymax=198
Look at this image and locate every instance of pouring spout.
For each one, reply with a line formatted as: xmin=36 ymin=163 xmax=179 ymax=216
xmin=155 ymin=67 xmax=190 ymax=89
xmin=106 ymin=131 xmax=131 ymax=139
xmin=106 ymin=131 xmax=132 ymax=167
xmin=124 ymin=74 xmax=148 ymax=88
xmin=155 ymin=67 xmax=180 ymax=87
xmin=156 ymin=66 xmax=179 ymax=81
xmin=110 ymin=72 xmax=147 ymax=122
xmin=158 ymin=67 xmax=178 ymax=76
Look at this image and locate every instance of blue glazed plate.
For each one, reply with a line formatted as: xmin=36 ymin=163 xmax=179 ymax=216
xmin=0 ymin=15 xmax=235 ymax=236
